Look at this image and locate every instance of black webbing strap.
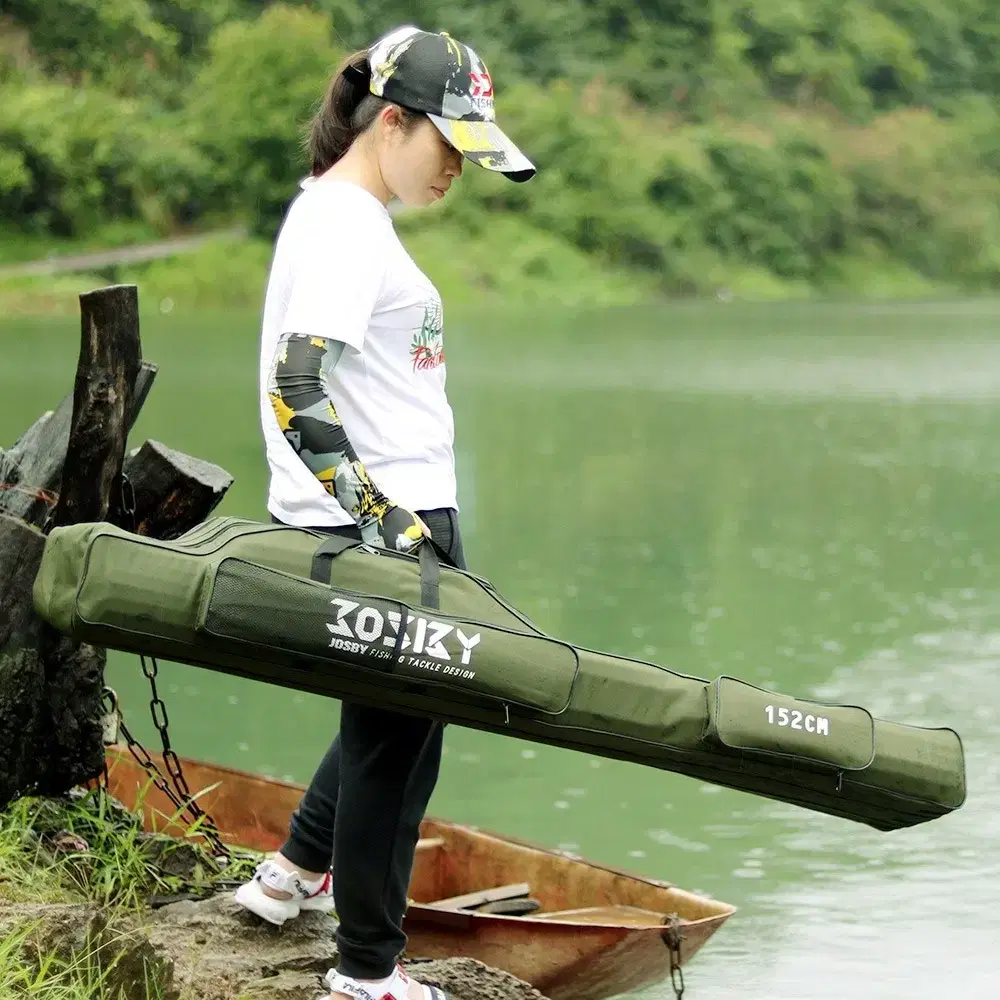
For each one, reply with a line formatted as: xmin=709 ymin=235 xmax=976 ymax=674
xmin=419 ymin=541 xmax=441 ymax=609
xmin=310 ymin=534 xmax=454 ymax=612
xmin=309 ymin=534 xmax=360 ymax=584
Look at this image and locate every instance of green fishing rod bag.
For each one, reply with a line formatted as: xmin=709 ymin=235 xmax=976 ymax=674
xmin=32 ymin=516 xmax=966 ymax=831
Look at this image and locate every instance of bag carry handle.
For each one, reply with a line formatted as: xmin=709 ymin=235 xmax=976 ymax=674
xmin=419 ymin=539 xmax=442 ymax=609
xmin=309 ymin=534 xmax=360 ymax=585
xmin=419 ymin=537 xmax=462 ymax=609
xmin=310 ymin=534 xmax=456 ymax=611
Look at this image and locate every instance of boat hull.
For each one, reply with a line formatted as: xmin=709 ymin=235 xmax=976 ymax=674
xmin=103 ymin=748 xmax=733 ymax=1000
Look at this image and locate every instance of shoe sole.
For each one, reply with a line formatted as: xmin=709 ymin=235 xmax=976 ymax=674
xmin=234 ymin=884 xmax=335 ymax=924
xmin=234 ymin=883 xmax=300 ymax=925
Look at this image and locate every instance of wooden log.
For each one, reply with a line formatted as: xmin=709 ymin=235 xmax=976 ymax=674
xmin=7 ymin=405 xmax=63 ymax=470
xmin=0 ymin=445 xmax=16 ymax=509
xmin=0 ymin=515 xmax=106 ymax=804
xmin=0 ymin=283 xmax=235 ymax=807
xmin=12 ymin=432 xmax=234 ymax=800
xmin=0 ymin=517 xmax=47 ymax=804
xmin=0 ymin=517 xmax=47 ymax=674
xmin=5 ymin=408 xmax=56 ymax=468
xmin=0 ymin=286 xmax=145 ymax=805
xmin=116 ymin=440 xmax=234 ymax=540
xmin=127 ymin=362 xmax=157 ymax=434
xmin=0 ymin=285 xmax=146 ymax=804
xmin=0 ymin=394 xmax=74 ymax=526
xmin=0 ymin=360 xmax=157 ymax=530
xmin=51 ymin=285 xmax=142 ymax=530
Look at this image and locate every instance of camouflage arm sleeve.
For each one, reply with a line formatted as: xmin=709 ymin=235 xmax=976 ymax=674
xmin=268 ymin=333 xmax=422 ymax=550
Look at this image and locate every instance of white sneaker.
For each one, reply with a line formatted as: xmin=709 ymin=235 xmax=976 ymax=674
xmin=322 ymin=965 xmax=447 ymax=1000
xmin=233 ymin=858 xmax=335 ymax=925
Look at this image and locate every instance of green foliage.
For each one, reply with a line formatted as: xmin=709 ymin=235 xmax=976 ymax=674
xmin=181 ymin=4 xmax=340 ymax=234
xmin=841 ymin=109 xmax=1000 ymax=285
xmin=399 ymin=212 xmax=657 ymax=309
xmin=6 ymin=0 xmax=1000 ymax=297
xmin=730 ymin=0 xmax=926 ymax=116
xmin=323 ymin=0 xmax=1000 ymax=116
xmin=0 ymin=80 xmax=210 ymax=236
xmin=321 ymin=0 xmax=730 ymax=112
xmin=6 ymin=0 xmax=175 ymax=90
xmin=408 ymin=83 xmax=1000 ymax=293
xmin=4 ymin=0 xmax=238 ymax=93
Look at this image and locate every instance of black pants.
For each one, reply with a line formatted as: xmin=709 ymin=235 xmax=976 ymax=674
xmin=275 ymin=508 xmax=466 ymax=979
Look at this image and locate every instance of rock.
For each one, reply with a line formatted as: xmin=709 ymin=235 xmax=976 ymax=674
xmin=406 ymin=957 xmax=547 ymax=1000
xmin=139 ymin=833 xmax=221 ymax=880
xmin=25 ymin=789 xmax=142 ymax=843
xmin=147 ymin=892 xmax=336 ymax=999
xmin=0 ymin=901 xmax=177 ymax=1000
xmin=148 ymin=892 xmax=547 ymax=1000
xmin=241 ymin=971 xmax=327 ymax=1000
xmin=44 ymin=830 xmax=90 ymax=854
xmin=0 ymin=892 xmax=545 ymax=1000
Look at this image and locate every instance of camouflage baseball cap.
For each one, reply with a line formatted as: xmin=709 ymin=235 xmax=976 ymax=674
xmin=362 ymin=25 xmax=536 ymax=183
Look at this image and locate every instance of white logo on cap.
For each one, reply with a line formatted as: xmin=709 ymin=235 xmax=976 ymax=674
xmin=369 ymin=24 xmax=422 ymax=96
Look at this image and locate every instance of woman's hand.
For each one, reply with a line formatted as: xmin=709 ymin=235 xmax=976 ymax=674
xmin=377 ymin=505 xmax=431 ymax=552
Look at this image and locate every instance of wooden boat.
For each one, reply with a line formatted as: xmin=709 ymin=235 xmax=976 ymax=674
xmin=104 ymin=748 xmax=734 ymax=1000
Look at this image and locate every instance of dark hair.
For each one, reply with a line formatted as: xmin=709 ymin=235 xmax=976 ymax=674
xmin=307 ymin=50 xmax=423 ymax=175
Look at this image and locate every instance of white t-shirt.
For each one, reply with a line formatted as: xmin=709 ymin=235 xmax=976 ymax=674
xmin=258 ymin=178 xmax=457 ymax=527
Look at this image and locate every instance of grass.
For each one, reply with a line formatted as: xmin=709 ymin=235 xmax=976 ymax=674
xmin=397 ymin=213 xmax=659 ymax=310
xmin=0 ymin=211 xmax=658 ymax=318
xmin=0 ymin=793 xmax=153 ymax=910
xmin=0 ymin=779 xmax=262 ymax=999
xmin=0 ymin=784 xmax=237 ymax=909
xmin=0 ymin=203 xmax=962 ymax=320
xmin=0 ymin=221 xmax=162 ymax=267
xmin=0 ymin=919 xmax=171 ymax=1000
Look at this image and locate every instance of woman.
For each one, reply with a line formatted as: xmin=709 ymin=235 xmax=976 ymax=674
xmin=234 ymin=24 xmax=535 ymax=1000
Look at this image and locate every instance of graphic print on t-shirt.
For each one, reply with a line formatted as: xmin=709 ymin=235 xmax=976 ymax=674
xmin=410 ymin=297 xmax=445 ymax=372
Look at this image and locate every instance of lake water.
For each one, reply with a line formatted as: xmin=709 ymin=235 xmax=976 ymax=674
xmin=3 ymin=297 xmax=998 ymax=998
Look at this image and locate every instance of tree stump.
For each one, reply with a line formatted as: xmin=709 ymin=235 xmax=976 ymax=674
xmin=119 ymin=440 xmax=234 ymax=540
xmin=0 ymin=284 xmax=234 ymax=808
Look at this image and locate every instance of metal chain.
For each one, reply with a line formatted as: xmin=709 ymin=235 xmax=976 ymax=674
xmin=98 ymin=687 xmax=118 ymax=789
xmin=135 ymin=653 xmax=230 ymax=860
xmin=120 ymin=471 xmax=137 ymax=528
xmin=110 ymin=473 xmax=230 ymax=861
xmin=664 ymin=913 xmax=686 ymax=1000
xmin=89 ymin=473 xmax=137 ymax=792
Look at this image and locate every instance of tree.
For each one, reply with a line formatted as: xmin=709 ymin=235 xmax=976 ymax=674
xmin=183 ymin=4 xmax=339 ymax=235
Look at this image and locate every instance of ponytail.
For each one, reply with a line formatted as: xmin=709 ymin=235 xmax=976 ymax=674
xmin=307 ymin=50 xmax=422 ymax=175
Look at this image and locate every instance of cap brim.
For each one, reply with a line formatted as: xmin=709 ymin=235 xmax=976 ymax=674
xmin=428 ymin=115 xmax=536 ymax=183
